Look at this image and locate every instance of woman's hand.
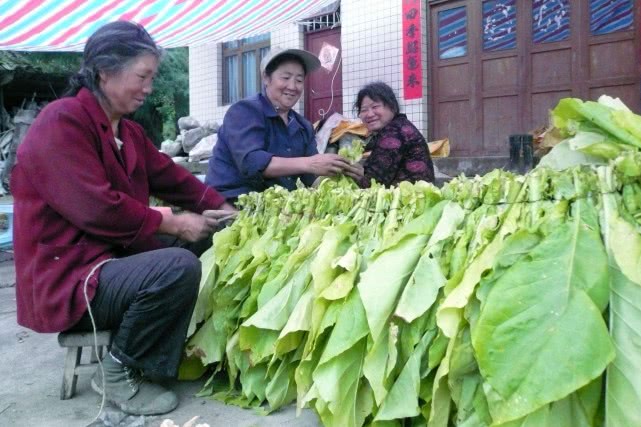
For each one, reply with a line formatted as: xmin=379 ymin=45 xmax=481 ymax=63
xmin=218 ymin=202 xmax=237 ymax=212
xmin=304 ymin=154 xmax=352 ymax=176
xmin=342 ymin=162 xmax=365 ymax=181
xmin=157 ymin=209 xmax=225 ymax=242
xmin=202 ymin=209 xmax=238 ymax=226
xmin=174 ymin=212 xmax=219 ymax=242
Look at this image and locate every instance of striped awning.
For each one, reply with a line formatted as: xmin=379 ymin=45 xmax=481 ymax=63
xmin=0 ymin=0 xmax=337 ymax=52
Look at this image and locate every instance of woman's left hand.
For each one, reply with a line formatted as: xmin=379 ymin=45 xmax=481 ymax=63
xmin=219 ymin=202 xmax=237 ymax=212
xmin=343 ymin=163 xmax=365 ymax=181
xmin=202 ymin=209 xmax=238 ymax=226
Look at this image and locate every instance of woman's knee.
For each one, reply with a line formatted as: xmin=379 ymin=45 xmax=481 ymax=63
xmin=158 ymin=248 xmax=202 ymax=300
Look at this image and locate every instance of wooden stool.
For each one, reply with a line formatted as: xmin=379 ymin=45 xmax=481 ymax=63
xmin=57 ymin=330 xmax=112 ymax=399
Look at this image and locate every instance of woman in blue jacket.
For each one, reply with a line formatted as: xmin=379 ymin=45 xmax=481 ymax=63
xmin=206 ymin=47 xmax=362 ymax=202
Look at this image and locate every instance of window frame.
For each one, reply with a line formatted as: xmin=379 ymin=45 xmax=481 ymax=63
xmin=221 ymin=36 xmax=270 ymax=105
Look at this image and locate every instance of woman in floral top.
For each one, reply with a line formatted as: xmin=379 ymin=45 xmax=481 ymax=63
xmin=353 ymin=81 xmax=434 ymax=187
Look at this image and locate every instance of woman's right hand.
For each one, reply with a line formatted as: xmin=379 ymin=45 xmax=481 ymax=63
xmin=305 ymin=154 xmax=352 ymax=176
xmin=157 ymin=210 xmax=220 ymax=242
xmin=175 ymin=212 xmax=221 ymax=242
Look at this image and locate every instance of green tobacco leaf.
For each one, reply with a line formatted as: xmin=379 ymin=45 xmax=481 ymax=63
xmin=551 ymin=98 xmax=584 ymax=133
xmin=396 ymin=202 xmax=465 ymax=323
xmin=359 ymin=205 xmax=445 ymax=341
xmin=437 ymin=202 xmax=522 ymax=339
xmin=359 ymin=233 xmax=428 ymax=341
xmin=538 ymin=140 xmax=605 ymax=171
xmin=311 ymin=223 xmax=356 ymax=295
xmin=256 ymin=224 xmax=324 ymax=307
xmin=320 ymin=243 xmax=361 ymax=301
xmin=295 ymin=298 xmax=342 ymax=407
xmin=218 ymin=229 xmax=256 ymax=284
xmin=473 ymin=200 xmax=613 ymax=424
xmin=602 ymin=192 xmax=641 ymax=427
xmin=555 ymin=98 xmax=641 ymax=149
xmin=211 ymin=223 xmax=240 ymax=268
xmin=427 ymin=333 xmax=455 ymax=427
xmin=569 ymin=131 xmax=631 ymax=160
xmin=496 ymin=377 xmax=602 ymax=427
xmin=275 ymin=288 xmax=314 ymax=357
xmin=612 ymin=108 xmax=641 ymax=142
xmin=375 ymin=328 xmax=436 ymax=421
xmin=185 ymin=315 xmax=227 ymax=365
xmin=318 ymin=290 xmax=370 ymax=366
xmin=376 ymin=200 xmax=445 ymax=256
xmin=579 ymin=100 xmax=641 ymax=148
xmin=313 ymin=338 xmax=368 ymax=427
xmin=177 ymin=354 xmax=207 ymax=381
xmin=187 ymin=245 xmax=217 ymax=337
xmin=239 ymin=361 xmax=268 ymax=404
xmin=265 ymin=354 xmax=298 ymax=411
xmin=448 ymin=325 xmax=490 ymax=427
xmin=363 ymin=322 xmax=398 ymax=405
xmin=239 ymin=258 xmax=313 ymax=362
xmin=305 ymin=292 xmax=370 ymax=425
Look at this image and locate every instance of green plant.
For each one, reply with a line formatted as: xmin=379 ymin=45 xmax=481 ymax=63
xmin=133 ymin=47 xmax=189 ymax=145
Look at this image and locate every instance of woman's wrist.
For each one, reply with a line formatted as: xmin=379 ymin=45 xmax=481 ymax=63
xmin=156 ymin=208 xmax=180 ymax=236
xmin=301 ymin=156 xmax=312 ymax=174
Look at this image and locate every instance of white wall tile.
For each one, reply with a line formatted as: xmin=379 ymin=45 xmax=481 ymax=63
xmin=189 ymin=0 xmax=430 ymax=138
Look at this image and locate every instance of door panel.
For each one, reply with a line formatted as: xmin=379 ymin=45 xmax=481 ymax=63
xmin=483 ymin=95 xmax=519 ymax=153
xmin=431 ymin=1 xmax=477 ymax=155
xmin=438 ymin=63 xmax=471 ymax=98
xmin=531 ymin=50 xmax=572 ymax=87
xmin=304 ymin=28 xmax=342 ymax=125
xmin=483 ymin=57 xmax=518 ymax=91
xmin=428 ymin=0 xmax=640 ymax=157
xmin=589 ymin=40 xmax=637 ymax=79
xmin=437 ymin=100 xmax=474 ymax=151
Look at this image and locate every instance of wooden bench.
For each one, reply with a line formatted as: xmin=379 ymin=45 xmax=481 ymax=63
xmin=57 ymin=330 xmax=112 ymax=399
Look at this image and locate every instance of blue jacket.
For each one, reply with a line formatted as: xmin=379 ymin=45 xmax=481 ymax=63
xmin=205 ymin=92 xmax=317 ymax=199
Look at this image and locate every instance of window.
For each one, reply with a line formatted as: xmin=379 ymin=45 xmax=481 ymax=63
xmin=222 ymin=34 xmax=270 ymax=105
xmin=533 ymin=0 xmax=570 ymax=44
xmin=590 ymin=0 xmax=633 ymax=35
xmin=482 ymin=0 xmax=517 ymax=52
xmin=438 ymin=6 xmax=467 ymax=59
xmin=300 ymin=5 xmax=340 ymax=33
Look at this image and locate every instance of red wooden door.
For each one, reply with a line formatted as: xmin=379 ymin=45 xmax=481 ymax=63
xmin=305 ymin=27 xmax=343 ymax=125
xmin=428 ymin=0 xmax=641 ymax=157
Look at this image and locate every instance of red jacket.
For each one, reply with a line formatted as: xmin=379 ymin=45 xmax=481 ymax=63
xmin=11 ymin=88 xmax=225 ymax=333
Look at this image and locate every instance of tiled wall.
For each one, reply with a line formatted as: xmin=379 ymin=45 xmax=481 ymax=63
xmin=188 ymin=0 xmax=429 ymax=137
xmin=341 ymin=0 xmax=428 ymax=136
xmin=268 ymin=22 xmax=306 ymax=114
xmin=188 ymin=43 xmax=226 ymax=124
xmin=188 ymin=21 xmax=305 ymax=126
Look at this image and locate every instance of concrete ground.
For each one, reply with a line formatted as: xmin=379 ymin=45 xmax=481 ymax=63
xmin=0 ymin=251 xmax=321 ymax=427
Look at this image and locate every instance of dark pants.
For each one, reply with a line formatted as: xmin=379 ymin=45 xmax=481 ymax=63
xmin=70 ymin=238 xmax=210 ymax=379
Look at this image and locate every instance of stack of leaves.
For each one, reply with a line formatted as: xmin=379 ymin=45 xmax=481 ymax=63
xmin=539 ymin=95 xmax=641 ymax=170
xmin=182 ymin=120 xmax=641 ymax=426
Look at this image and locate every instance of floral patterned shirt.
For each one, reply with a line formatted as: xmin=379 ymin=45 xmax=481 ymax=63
xmin=357 ymin=114 xmax=434 ymax=188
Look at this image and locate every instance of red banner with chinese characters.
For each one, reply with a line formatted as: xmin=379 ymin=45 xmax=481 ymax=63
xmin=402 ymin=0 xmax=422 ymax=100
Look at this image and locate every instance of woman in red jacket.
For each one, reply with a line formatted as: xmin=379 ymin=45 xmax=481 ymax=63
xmin=11 ymin=21 xmax=234 ymax=416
